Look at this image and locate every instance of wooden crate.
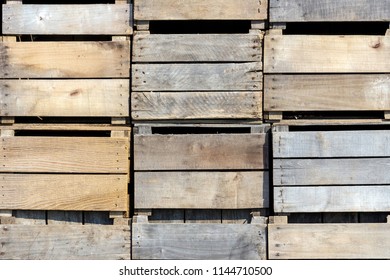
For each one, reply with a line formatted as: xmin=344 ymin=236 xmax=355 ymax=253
xmin=134 ymin=123 xmax=270 ymax=211
xmin=268 ymin=216 xmax=390 ymax=259
xmin=132 ymin=214 xmax=267 ymax=260
xmin=132 ymin=32 xmax=263 ymax=121
xmin=264 ymin=0 xmax=390 ymax=121
xmin=1 ymin=0 xmax=131 ymax=119
xmin=0 ymin=122 xmax=131 ymax=259
xmin=273 ymin=123 xmax=390 ymax=213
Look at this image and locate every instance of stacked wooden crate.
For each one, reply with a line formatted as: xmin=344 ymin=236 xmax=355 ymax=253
xmin=0 ymin=0 xmax=132 ymax=259
xmin=132 ymin=0 xmax=269 ymax=259
xmin=265 ymin=0 xmax=390 ymax=259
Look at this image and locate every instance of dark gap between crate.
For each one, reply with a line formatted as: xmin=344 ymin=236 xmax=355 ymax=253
xmin=19 ymin=35 xmax=113 ymax=42
xmin=283 ymin=22 xmax=389 ymax=35
xmin=15 ymin=116 xmax=113 ymax=124
xmin=289 ymin=124 xmax=390 ymax=132
xmin=283 ymin=111 xmax=384 ymax=120
xmin=149 ymin=20 xmax=251 ymax=34
xmin=14 ymin=130 xmax=110 ymax=137
xmin=151 ymin=126 xmax=251 ymax=135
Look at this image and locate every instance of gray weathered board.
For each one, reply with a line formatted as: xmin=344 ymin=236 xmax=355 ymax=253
xmin=135 ymin=171 xmax=269 ymax=209
xmin=2 ymin=4 xmax=132 ymax=35
xmin=264 ymin=35 xmax=390 ymax=73
xmin=0 ymin=41 xmax=130 ymax=78
xmin=269 ymin=0 xmax=390 ymax=22
xmin=273 ymin=130 xmax=390 ymax=213
xmin=269 ymin=224 xmax=390 ymax=259
xmin=132 ymin=91 xmax=262 ymax=120
xmin=134 ymin=0 xmax=267 ymax=20
xmin=265 ymin=75 xmax=390 ymax=112
xmin=135 ymin=133 xmax=268 ymax=170
xmin=0 ymin=225 xmax=130 ymax=260
xmin=0 ymin=79 xmax=129 ymax=117
xmin=133 ymin=63 xmax=262 ymax=91
xmin=133 ymin=33 xmax=262 ymax=62
xmin=132 ymin=223 xmax=266 ymax=260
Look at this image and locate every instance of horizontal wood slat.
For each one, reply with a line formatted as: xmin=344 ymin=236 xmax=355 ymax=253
xmin=264 ymin=35 xmax=390 ymax=73
xmin=275 ymin=186 xmax=390 ymax=213
xmin=269 ymin=224 xmax=390 ymax=259
xmin=0 ymin=137 xmax=129 ymax=173
xmin=2 ymin=4 xmax=132 ymax=35
xmin=135 ymin=171 xmax=269 ymax=209
xmin=0 ymin=79 xmax=129 ymax=117
xmin=132 ymin=63 xmax=262 ymax=91
xmin=0 ymin=41 xmax=130 ymax=78
xmin=133 ymin=33 xmax=262 ymax=62
xmin=132 ymin=223 xmax=267 ymax=260
xmin=0 ymin=174 xmax=128 ymax=211
xmin=273 ymin=130 xmax=390 ymax=158
xmin=135 ymin=133 xmax=268 ymax=170
xmin=265 ymin=74 xmax=390 ymax=112
xmin=273 ymin=158 xmax=390 ymax=185
xmin=269 ymin=0 xmax=390 ymax=22
xmin=134 ymin=0 xmax=267 ymax=20
xmin=0 ymin=225 xmax=130 ymax=260
xmin=132 ymin=91 xmax=262 ymax=120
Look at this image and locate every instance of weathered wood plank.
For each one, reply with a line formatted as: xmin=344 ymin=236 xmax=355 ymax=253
xmin=0 ymin=41 xmax=130 ymax=78
xmin=273 ymin=130 xmax=390 ymax=158
xmin=0 ymin=225 xmax=130 ymax=260
xmin=133 ymin=33 xmax=262 ymax=62
xmin=2 ymin=4 xmax=132 ymax=35
xmin=132 ymin=63 xmax=262 ymax=91
xmin=274 ymin=158 xmax=390 ymax=185
xmin=270 ymin=0 xmax=390 ymax=22
xmin=265 ymin=75 xmax=390 ymax=111
xmin=132 ymin=223 xmax=266 ymax=260
xmin=0 ymin=174 xmax=128 ymax=211
xmin=0 ymin=80 xmax=129 ymax=117
xmin=264 ymin=35 xmax=390 ymax=73
xmin=269 ymin=224 xmax=390 ymax=259
xmin=0 ymin=137 xmax=129 ymax=173
xmin=134 ymin=134 xmax=268 ymax=170
xmin=134 ymin=0 xmax=267 ymax=20
xmin=132 ymin=91 xmax=262 ymax=120
xmin=275 ymin=186 xmax=390 ymax=213
xmin=135 ymin=171 xmax=269 ymax=209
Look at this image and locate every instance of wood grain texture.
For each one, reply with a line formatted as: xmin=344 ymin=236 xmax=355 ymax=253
xmin=135 ymin=171 xmax=269 ymax=209
xmin=269 ymin=224 xmax=390 ymax=259
xmin=0 ymin=41 xmax=130 ymax=78
xmin=133 ymin=33 xmax=262 ymax=62
xmin=275 ymin=186 xmax=390 ymax=213
xmin=134 ymin=134 xmax=268 ymax=170
xmin=0 ymin=225 xmax=130 ymax=260
xmin=132 ymin=223 xmax=266 ymax=260
xmin=134 ymin=0 xmax=267 ymax=20
xmin=274 ymin=158 xmax=390 ymax=185
xmin=0 ymin=137 xmax=129 ymax=173
xmin=264 ymin=35 xmax=390 ymax=73
xmin=270 ymin=0 xmax=390 ymax=22
xmin=0 ymin=174 xmax=128 ymax=211
xmin=132 ymin=63 xmax=262 ymax=91
xmin=2 ymin=4 xmax=132 ymax=35
xmin=265 ymin=75 xmax=390 ymax=111
xmin=273 ymin=130 xmax=390 ymax=158
xmin=0 ymin=79 xmax=129 ymax=117
xmin=132 ymin=91 xmax=262 ymax=120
